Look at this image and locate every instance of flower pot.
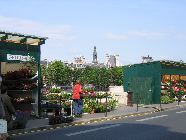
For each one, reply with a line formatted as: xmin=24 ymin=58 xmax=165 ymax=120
xmin=64 ymin=107 xmax=71 ymax=116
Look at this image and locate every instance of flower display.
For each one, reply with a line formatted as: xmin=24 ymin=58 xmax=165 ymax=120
xmin=161 ymin=76 xmax=186 ymax=98
xmin=44 ymin=93 xmax=61 ymax=100
xmin=43 ymin=91 xmax=72 ymax=100
xmin=4 ymin=68 xmax=37 ymax=90
xmin=5 ymin=68 xmax=35 ymax=80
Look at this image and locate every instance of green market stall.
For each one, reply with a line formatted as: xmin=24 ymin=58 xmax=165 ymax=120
xmin=123 ymin=61 xmax=186 ymax=105
xmin=0 ymin=31 xmax=47 ymax=117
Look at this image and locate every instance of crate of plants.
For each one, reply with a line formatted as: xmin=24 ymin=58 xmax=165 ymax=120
xmin=4 ymin=68 xmax=35 ymax=80
xmin=94 ymin=103 xmax=107 ymax=113
xmin=63 ymin=101 xmax=72 ymax=116
xmin=4 ymin=68 xmax=37 ymax=90
xmin=49 ymin=114 xmax=74 ymax=125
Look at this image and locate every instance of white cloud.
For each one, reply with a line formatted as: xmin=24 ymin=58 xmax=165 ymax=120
xmin=176 ymin=33 xmax=186 ymax=39
xmin=128 ymin=31 xmax=163 ymax=39
xmin=105 ymin=32 xmax=128 ymax=40
xmin=105 ymin=30 xmax=186 ymax=40
xmin=105 ymin=31 xmax=163 ymax=40
xmin=0 ymin=16 xmax=75 ymax=41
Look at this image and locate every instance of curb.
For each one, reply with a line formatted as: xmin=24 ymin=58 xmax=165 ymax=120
xmin=8 ymin=104 xmax=186 ymax=137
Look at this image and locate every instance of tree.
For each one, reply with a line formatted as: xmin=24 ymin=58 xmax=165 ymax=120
xmin=110 ymin=67 xmax=123 ymax=86
xmin=45 ymin=61 xmax=72 ymax=86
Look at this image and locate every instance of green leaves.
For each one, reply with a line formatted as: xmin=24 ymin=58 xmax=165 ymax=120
xmin=42 ymin=61 xmax=123 ymax=87
xmin=161 ymin=95 xmax=174 ymax=104
xmin=43 ymin=60 xmax=72 ymax=86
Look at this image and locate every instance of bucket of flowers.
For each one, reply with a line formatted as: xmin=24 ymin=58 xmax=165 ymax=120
xmin=63 ymin=101 xmax=72 ymax=116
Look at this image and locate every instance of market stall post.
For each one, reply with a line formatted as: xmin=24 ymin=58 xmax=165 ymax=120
xmin=104 ymin=85 xmax=109 ymax=117
xmin=178 ymin=75 xmax=181 ymax=105
xmin=38 ymin=62 xmax=42 ymax=117
xmin=160 ymin=75 xmax=163 ymax=110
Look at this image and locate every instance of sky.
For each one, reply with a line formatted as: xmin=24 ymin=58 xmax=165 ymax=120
xmin=0 ymin=0 xmax=186 ymax=65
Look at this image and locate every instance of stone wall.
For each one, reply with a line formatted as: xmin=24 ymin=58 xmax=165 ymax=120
xmin=109 ymin=86 xmax=128 ymax=105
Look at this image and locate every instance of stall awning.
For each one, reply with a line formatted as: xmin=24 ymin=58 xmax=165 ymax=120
xmin=0 ymin=31 xmax=47 ymax=45
xmin=0 ymin=31 xmax=48 ymax=63
xmin=160 ymin=60 xmax=186 ymax=75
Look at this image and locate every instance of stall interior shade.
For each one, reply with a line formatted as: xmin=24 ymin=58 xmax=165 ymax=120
xmin=181 ymin=76 xmax=186 ymax=80
xmin=162 ymin=75 xmax=186 ymax=81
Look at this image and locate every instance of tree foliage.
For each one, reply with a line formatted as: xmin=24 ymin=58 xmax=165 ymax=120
xmin=43 ymin=61 xmax=72 ymax=85
xmin=42 ymin=61 xmax=123 ymax=87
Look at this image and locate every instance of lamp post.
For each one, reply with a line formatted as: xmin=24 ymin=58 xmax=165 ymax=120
xmin=103 ymin=85 xmax=108 ymax=117
xmin=105 ymin=90 xmax=108 ymax=117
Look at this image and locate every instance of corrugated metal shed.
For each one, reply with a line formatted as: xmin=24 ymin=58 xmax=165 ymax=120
xmin=123 ymin=61 xmax=186 ymax=104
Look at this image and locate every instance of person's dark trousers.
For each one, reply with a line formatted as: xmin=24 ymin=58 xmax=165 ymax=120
xmin=73 ymin=99 xmax=79 ymax=115
xmin=78 ymin=98 xmax=83 ymax=115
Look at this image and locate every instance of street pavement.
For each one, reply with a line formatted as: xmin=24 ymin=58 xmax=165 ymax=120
xmin=24 ymin=102 xmax=186 ymax=129
xmin=8 ymin=101 xmax=186 ymax=139
xmin=10 ymin=105 xmax=186 ymax=140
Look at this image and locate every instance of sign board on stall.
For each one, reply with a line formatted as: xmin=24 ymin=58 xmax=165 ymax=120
xmin=0 ymin=42 xmax=40 ymax=63
xmin=7 ymin=54 xmax=33 ymax=62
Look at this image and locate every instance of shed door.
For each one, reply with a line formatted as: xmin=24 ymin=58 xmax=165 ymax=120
xmin=129 ymin=77 xmax=154 ymax=105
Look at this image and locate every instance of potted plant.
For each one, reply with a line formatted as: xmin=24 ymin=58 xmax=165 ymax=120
xmin=63 ymin=101 xmax=71 ymax=116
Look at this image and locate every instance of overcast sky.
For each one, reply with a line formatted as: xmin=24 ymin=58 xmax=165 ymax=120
xmin=0 ymin=0 xmax=186 ymax=65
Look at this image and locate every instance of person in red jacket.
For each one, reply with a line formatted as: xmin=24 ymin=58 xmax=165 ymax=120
xmin=72 ymin=80 xmax=83 ymax=116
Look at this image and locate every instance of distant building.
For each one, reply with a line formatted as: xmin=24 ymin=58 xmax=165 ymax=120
xmin=72 ymin=55 xmax=86 ymax=68
xmin=63 ymin=46 xmax=105 ymax=69
xmin=92 ymin=46 xmax=98 ymax=64
xmin=105 ymin=54 xmax=121 ymax=68
xmin=40 ymin=59 xmax=51 ymax=67
xmin=63 ymin=55 xmax=86 ymax=69
xmin=142 ymin=55 xmax=153 ymax=63
xmin=44 ymin=46 xmax=121 ymax=69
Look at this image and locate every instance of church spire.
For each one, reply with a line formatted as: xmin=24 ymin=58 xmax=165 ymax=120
xmin=92 ymin=46 xmax=98 ymax=64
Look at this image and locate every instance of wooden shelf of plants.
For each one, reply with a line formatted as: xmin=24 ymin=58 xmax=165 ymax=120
xmin=4 ymin=68 xmax=38 ymax=117
xmin=41 ymin=87 xmax=73 ymax=116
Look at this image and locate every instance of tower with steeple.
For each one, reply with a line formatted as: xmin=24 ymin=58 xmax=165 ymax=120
xmin=92 ymin=46 xmax=98 ymax=64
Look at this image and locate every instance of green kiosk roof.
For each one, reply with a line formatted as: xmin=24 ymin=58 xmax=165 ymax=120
xmin=0 ymin=31 xmax=47 ymax=45
xmin=0 ymin=31 xmax=48 ymax=63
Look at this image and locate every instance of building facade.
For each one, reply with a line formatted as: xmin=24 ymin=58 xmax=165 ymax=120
xmin=42 ymin=46 xmax=121 ymax=69
xmin=105 ymin=54 xmax=121 ymax=68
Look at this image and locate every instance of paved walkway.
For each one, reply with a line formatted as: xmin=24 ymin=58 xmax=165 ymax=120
xmin=8 ymin=101 xmax=186 ymax=137
xmin=25 ymin=101 xmax=186 ymax=130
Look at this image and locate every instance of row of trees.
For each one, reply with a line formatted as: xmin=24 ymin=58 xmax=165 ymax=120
xmin=41 ymin=61 xmax=123 ymax=88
